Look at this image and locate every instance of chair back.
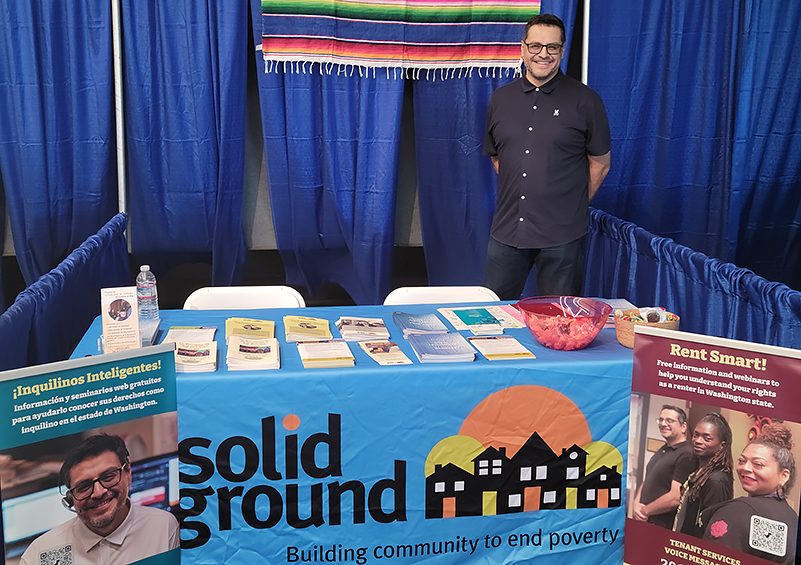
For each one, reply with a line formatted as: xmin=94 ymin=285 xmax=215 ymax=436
xmin=383 ymin=286 xmax=500 ymax=305
xmin=183 ymin=286 xmax=306 ymax=310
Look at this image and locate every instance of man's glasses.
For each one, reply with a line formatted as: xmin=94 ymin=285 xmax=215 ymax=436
xmin=63 ymin=463 xmax=127 ymax=501
xmin=523 ymin=41 xmax=563 ymax=56
xmin=656 ymin=417 xmax=678 ymax=425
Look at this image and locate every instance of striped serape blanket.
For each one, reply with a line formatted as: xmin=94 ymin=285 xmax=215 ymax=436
xmin=261 ymin=0 xmax=540 ymax=75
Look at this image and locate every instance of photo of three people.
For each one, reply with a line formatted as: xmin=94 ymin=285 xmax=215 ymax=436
xmin=628 ymin=394 xmax=800 ymax=564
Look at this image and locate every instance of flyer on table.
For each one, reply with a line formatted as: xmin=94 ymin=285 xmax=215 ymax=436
xmin=0 ymin=344 xmax=179 ymax=565
xmin=626 ymin=326 xmax=801 ymax=565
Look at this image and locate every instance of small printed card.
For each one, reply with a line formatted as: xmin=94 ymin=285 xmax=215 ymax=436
xmin=100 ymin=287 xmax=141 ymax=353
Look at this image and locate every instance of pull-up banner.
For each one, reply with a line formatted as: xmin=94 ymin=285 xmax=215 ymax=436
xmin=626 ymin=326 xmax=801 ymax=565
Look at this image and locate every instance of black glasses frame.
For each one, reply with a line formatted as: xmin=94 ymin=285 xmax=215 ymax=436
xmin=523 ymin=41 xmax=564 ymax=56
xmin=63 ymin=463 xmax=128 ymax=501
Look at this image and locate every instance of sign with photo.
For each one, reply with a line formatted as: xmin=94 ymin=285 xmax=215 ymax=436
xmin=0 ymin=345 xmax=179 ymax=565
xmin=626 ymin=325 xmax=801 ymax=565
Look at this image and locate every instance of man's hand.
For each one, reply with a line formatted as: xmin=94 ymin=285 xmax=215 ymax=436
xmin=632 ymin=501 xmax=649 ymax=521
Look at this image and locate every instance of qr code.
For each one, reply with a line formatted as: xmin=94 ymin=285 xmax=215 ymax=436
xmin=749 ymin=515 xmax=787 ymax=557
xmin=38 ymin=544 xmax=73 ymax=565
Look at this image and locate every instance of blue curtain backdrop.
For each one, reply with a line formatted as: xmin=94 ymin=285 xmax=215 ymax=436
xmin=729 ymin=1 xmax=801 ymax=290
xmin=589 ymin=0 xmax=801 ymax=291
xmin=122 ymin=0 xmax=247 ymax=286
xmin=252 ymin=0 xmax=403 ymax=305
xmin=413 ymin=0 xmax=579 ymax=290
xmin=0 ymin=0 xmax=118 ymax=287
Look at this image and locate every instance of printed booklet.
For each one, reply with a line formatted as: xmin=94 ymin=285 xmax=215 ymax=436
xmin=626 ymin=326 xmax=801 ymax=565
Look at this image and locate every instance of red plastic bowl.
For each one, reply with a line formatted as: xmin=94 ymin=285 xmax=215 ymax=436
xmin=515 ymin=296 xmax=613 ymax=351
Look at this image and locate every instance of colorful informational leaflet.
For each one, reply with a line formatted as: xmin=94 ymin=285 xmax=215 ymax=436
xmin=0 ymin=345 xmax=179 ymax=565
xmin=626 ymin=326 xmax=801 ymax=565
xmin=100 ymin=286 xmax=141 ymax=353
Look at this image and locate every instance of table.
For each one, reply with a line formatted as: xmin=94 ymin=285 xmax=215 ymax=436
xmin=73 ymin=304 xmax=633 ymax=565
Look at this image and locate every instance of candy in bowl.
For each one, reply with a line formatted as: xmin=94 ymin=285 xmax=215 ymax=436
xmin=515 ymin=296 xmax=612 ymax=351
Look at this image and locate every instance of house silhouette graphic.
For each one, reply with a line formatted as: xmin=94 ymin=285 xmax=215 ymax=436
xmin=426 ymin=432 xmax=621 ymax=518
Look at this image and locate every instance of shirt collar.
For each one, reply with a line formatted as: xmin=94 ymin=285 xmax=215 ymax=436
xmin=521 ymin=69 xmax=564 ymax=94
xmin=75 ymin=499 xmax=135 ymax=553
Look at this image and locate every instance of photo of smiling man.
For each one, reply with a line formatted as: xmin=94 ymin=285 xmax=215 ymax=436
xmin=631 ymin=405 xmax=695 ymax=528
xmin=19 ymin=433 xmax=179 ymax=565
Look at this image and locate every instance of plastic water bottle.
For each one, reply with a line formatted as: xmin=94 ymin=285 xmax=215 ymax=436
xmin=136 ymin=265 xmax=160 ymax=321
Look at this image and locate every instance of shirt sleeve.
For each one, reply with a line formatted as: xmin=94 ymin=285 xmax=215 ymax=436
xmin=482 ymin=96 xmax=498 ymax=157
xmin=672 ymin=449 xmax=696 ymax=486
xmin=584 ymin=89 xmax=611 ymax=157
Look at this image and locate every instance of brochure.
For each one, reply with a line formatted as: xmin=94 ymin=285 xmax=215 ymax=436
xmin=439 ymin=305 xmax=526 ymax=331
xmin=173 ymin=341 xmax=217 ymax=373
xmin=336 ymin=317 xmax=390 ymax=341
xmin=163 ymin=326 xmax=217 ymax=343
xmin=296 ymin=339 xmax=355 ymax=368
xmin=407 ymin=332 xmax=476 ymax=363
xmin=225 ymin=317 xmax=275 ymax=343
xmin=392 ymin=311 xmax=449 ymax=338
xmin=284 ymin=316 xmax=333 ymax=342
xmin=626 ymin=325 xmax=801 ymax=565
xmin=358 ymin=340 xmax=413 ymax=366
xmin=467 ymin=335 xmax=536 ymax=361
xmin=226 ymin=336 xmax=280 ymax=370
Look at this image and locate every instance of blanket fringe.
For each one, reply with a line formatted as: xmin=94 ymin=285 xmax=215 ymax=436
xmin=263 ymin=57 xmax=521 ymax=81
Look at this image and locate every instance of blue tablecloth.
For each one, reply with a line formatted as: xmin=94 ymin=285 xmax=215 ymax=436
xmin=72 ymin=304 xmax=633 ymax=565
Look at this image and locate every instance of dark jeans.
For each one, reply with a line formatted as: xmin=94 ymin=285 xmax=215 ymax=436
xmin=483 ymin=235 xmax=587 ymax=300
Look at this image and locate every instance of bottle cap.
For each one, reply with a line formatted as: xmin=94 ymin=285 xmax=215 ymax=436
xmin=140 ymin=265 xmax=150 ymax=272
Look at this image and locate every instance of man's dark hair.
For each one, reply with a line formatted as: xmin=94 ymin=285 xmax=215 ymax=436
xmin=59 ymin=434 xmax=129 ymax=489
xmin=522 ymin=14 xmax=566 ymax=45
xmin=661 ymin=404 xmax=688 ymax=425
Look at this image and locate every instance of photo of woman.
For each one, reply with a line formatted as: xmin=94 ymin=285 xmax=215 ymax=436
xmin=673 ymin=412 xmax=734 ymax=537
xmin=702 ymin=422 xmax=798 ymax=564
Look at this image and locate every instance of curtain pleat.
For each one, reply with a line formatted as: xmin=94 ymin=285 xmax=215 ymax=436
xmin=256 ymin=67 xmax=404 ymax=305
xmin=0 ymin=0 xmax=117 ymax=286
xmin=122 ymin=0 xmax=247 ymax=285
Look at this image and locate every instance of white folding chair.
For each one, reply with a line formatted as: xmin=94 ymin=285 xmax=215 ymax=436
xmin=183 ymin=286 xmax=306 ymax=310
xmin=383 ymin=286 xmax=500 ymax=305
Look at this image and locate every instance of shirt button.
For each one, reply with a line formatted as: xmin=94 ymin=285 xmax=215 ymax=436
xmin=528 ymin=127 xmax=533 ymax=131
xmin=533 ymin=105 xmax=537 ymax=110
xmin=525 ymin=150 xmax=530 ymax=154
xmin=520 ymin=195 xmax=526 ymax=200
xmin=536 ymin=88 xmax=540 ymax=92
xmin=519 ymin=218 xmax=524 ymax=222
xmin=522 ymin=172 xmax=527 ymax=177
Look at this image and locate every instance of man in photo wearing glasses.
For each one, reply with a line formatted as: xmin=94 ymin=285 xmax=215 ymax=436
xmin=631 ymin=405 xmax=695 ymax=529
xmin=20 ymin=434 xmax=179 ymax=565
xmin=483 ymin=13 xmax=611 ymax=299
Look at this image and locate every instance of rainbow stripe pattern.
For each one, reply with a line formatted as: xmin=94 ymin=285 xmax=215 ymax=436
xmin=261 ymin=0 xmax=541 ymax=72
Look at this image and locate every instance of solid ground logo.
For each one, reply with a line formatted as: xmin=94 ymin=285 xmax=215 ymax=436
xmin=424 ymin=385 xmax=622 ymax=517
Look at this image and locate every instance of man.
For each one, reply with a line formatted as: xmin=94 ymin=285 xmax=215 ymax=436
xmin=632 ymin=405 xmax=695 ymax=528
xmin=21 ymin=434 xmax=179 ymax=565
xmin=483 ymin=14 xmax=611 ymax=299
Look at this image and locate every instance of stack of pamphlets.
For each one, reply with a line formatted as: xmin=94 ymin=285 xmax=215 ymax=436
xmin=284 ymin=315 xmax=332 ymax=342
xmin=296 ymin=339 xmax=355 ymax=368
xmin=407 ymin=333 xmax=476 ymax=363
xmin=335 ymin=317 xmax=390 ymax=341
xmin=392 ymin=311 xmax=449 ymax=338
xmin=467 ymin=336 xmax=536 ymax=361
xmin=163 ymin=326 xmax=218 ymax=373
xmin=358 ymin=341 xmax=413 ymax=365
xmin=226 ymin=336 xmax=280 ymax=370
xmin=225 ymin=317 xmax=275 ymax=343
